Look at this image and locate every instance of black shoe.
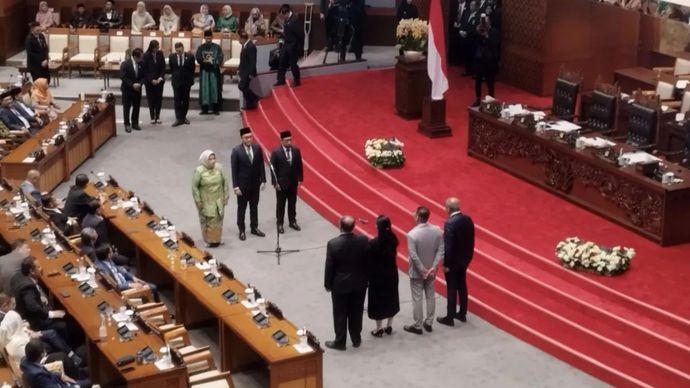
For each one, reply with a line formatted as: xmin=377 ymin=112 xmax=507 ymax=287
xmin=403 ymin=325 xmax=423 ymax=335
xmin=455 ymin=314 xmax=467 ymax=323
xmin=171 ymin=121 xmax=183 ymax=127
xmin=292 ymin=80 xmax=301 ymax=87
xmin=125 ymin=125 xmax=131 ymax=133
xmin=370 ymin=329 xmax=384 ymax=338
xmin=423 ymin=323 xmax=433 ymax=333
xmin=277 ymin=225 xmax=284 ymax=234
xmin=352 ymin=339 xmax=361 ymax=348
xmin=200 ymin=111 xmax=209 ymax=115
xmin=436 ymin=316 xmax=455 ymax=327
xmin=384 ymin=326 xmax=392 ymax=335
xmin=184 ymin=119 xmax=190 ymax=124
xmin=289 ymin=223 xmax=301 ymax=231
xmin=325 ymin=341 xmax=346 ymax=351
xmin=470 ymin=100 xmax=481 ymax=108
xmin=251 ymin=229 xmax=265 ymax=237
xmin=274 ymin=81 xmax=286 ymax=86
xmin=239 ymin=232 xmax=246 ymax=241
xmin=132 ymin=126 xmax=142 ymax=131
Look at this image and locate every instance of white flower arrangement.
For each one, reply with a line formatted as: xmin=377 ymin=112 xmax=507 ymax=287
xmin=556 ymin=237 xmax=634 ymax=276
xmin=396 ymin=18 xmax=428 ymax=52
xmin=364 ymin=138 xmax=405 ymax=168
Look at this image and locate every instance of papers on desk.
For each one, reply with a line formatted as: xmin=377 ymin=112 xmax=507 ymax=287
xmin=154 ymin=358 xmax=174 ymax=370
xmin=576 ymin=137 xmax=616 ymax=149
xmin=544 ymin=120 xmax=581 ymax=133
xmin=677 ymin=80 xmax=689 ymax=89
xmin=195 ymin=261 xmax=210 ymax=271
xmin=619 ymin=151 xmax=660 ymax=166
xmin=293 ymin=342 xmax=314 ymax=354
xmin=155 ymin=230 xmax=170 ymax=239
xmin=241 ymin=300 xmax=258 ymax=309
xmin=501 ymin=104 xmax=546 ymax=120
xmin=22 ymin=157 xmax=36 ymax=163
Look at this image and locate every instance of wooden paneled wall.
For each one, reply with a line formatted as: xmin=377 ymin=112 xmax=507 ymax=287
xmin=0 ymin=0 xmax=29 ymax=65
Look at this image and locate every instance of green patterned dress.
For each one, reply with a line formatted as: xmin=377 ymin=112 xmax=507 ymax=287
xmin=192 ymin=164 xmax=229 ymax=244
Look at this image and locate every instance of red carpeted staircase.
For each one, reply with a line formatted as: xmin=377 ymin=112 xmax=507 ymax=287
xmin=242 ymin=72 xmax=690 ymax=386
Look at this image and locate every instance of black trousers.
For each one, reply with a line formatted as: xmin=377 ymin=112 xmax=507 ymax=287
xmin=276 ymin=185 xmax=297 ymax=225
xmin=239 ymin=76 xmax=259 ymax=108
xmin=277 ymin=48 xmax=301 ymax=84
xmin=331 ymin=289 xmax=366 ymax=346
xmin=446 ymin=265 xmax=469 ymax=318
xmin=122 ymin=90 xmax=141 ymax=127
xmin=236 ymin=188 xmax=260 ymax=231
xmin=475 ymin=72 xmax=495 ymax=100
xmin=173 ymin=84 xmax=192 ymax=121
xmin=145 ymin=82 xmax=164 ymax=121
xmin=30 ymin=66 xmax=50 ymax=84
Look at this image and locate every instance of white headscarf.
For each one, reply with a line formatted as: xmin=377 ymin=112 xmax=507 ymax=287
xmin=136 ymin=1 xmax=147 ymax=14
xmin=199 ymin=150 xmax=216 ymax=169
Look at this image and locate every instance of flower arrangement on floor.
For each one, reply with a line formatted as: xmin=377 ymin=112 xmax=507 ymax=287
xmin=365 ymin=138 xmax=405 ymax=168
xmin=396 ymin=18 xmax=428 ymax=52
xmin=556 ymin=237 xmax=635 ymax=276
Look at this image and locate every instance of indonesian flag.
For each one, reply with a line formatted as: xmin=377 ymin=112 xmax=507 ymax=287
xmin=427 ymin=0 xmax=448 ymax=100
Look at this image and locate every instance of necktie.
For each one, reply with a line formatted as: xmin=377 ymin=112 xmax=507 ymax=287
xmin=32 ymin=279 xmax=49 ymax=305
xmin=285 ymin=147 xmax=292 ymax=165
xmin=178 ymin=54 xmax=182 ymax=67
xmin=246 ymin=146 xmax=253 ymax=163
xmin=133 ymin=61 xmax=138 ymax=78
xmin=108 ymin=262 xmax=127 ymax=286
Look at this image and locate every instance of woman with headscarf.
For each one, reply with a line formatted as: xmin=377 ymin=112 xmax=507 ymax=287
xmin=367 ymin=215 xmax=400 ymax=337
xmin=131 ymin=1 xmax=155 ymax=33
xmin=216 ymin=5 xmax=239 ymax=33
xmin=30 ymin=78 xmax=61 ymax=121
xmin=159 ymin=5 xmax=179 ymax=34
xmin=244 ymin=7 xmax=267 ymax=37
xmin=35 ymin=1 xmax=56 ymax=30
xmin=192 ymin=4 xmax=215 ymax=35
xmin=142 ymin=40 xmax=165 ymax=124
xmin=192 ymin=150 xmax=229 ymax=247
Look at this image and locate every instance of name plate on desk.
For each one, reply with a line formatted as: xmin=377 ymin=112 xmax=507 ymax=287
xmin=116 ymin=31 xmax=124 ymax=36
xmin=252 ymin=312 xmax=269 ymax=328
xmin=222 ymin=289 xmax=238 ymax=303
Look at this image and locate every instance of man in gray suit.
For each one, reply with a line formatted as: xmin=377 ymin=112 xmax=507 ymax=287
xmin=404 ymin=206 xmax=444 ymax=335
xmin=0 ymin=239 xmax=31 ymax=294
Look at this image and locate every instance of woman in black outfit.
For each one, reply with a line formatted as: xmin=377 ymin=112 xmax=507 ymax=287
xmin=471 ymin=15 xmax=500 ymax=107
xmin=142 ymin=40 xmax=166 ymax=124
xmin=368 ymin=215 xmax=400 ymax=337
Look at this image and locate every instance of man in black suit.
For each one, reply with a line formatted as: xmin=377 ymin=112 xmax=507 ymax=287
xmin=324 ymin=216 xmax=369 ymax=350
xmin=96 ymin=0 xmax=122 ymax=31
xmin=169 ymin=42 xmax=195 ymax=127
xmin=230 ymin=127 xmax=266 ymax=241
xmin=120 ymin=47 xmax=144 ymax=133
xmin=458 ymin=0 xmax=480 ymax=76
xmin=41 ymin=196 xmax=78 ymax=236
xmin=70 ymin=3 xmax=93 ymax=28
xmin=270 ymin=130 xmax=303 ymax=234
xmin=25 ymin=22 xmax=50 ymax=83
xmin=437 ymin=197 xmax=475 ymax=326
xmin=275 ymin=4 xmax=304 ymax=87
xmin=238 ymin=31 xmax=259 ymax=110
xmin=0 ymin=92 xmax=41 ymax=135
xmin=62 ymin=174 xmax=95 ymax=222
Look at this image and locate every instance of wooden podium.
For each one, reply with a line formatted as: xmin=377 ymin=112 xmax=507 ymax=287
xmin=395 ymin=57 xmax=431 ymax=120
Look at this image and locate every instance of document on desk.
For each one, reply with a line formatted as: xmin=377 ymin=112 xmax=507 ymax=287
xmin=22 ymin=157 xmax=36 ymax=163
xmin=620 ymin=151 xmax=660 ymax=165
xmin=293 ymin=342 xmax=314 ymax=354
xmin=546 ymin=120 xmax=581 ymax=133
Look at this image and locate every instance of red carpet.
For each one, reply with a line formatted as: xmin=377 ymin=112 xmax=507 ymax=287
xmin=243 ymin=67 xmax=690 ymax=386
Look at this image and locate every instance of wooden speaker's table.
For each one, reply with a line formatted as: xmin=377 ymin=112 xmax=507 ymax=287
xmin=467 ymin=108 xmax=690 ymax=246
xmin=395 ymin=57 xmax=430 ymax=120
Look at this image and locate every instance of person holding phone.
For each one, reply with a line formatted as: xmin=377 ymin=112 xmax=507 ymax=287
xmin=471 ymin=13 xmax=499 ymax=107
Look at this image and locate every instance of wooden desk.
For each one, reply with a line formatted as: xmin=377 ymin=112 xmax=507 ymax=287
xmin=660 ymin=120 xmax=689 ymax=154
xmin=467 ymin=108 xmax=690 ymax=246
xmin=86 ymin=184 xmax=324 ymax=387
xmin=0 ymin=100 xmax=116 ymax=193
xmin=614 ymin=67 xmax=660 ymax=94
xmin=0 ymin=191 xmax=188 ymax=387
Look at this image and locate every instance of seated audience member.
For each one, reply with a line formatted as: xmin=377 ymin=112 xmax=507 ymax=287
xmin=36 ymin=1 xmax=57 ymax=30
xmin=31 ymin=78 xmax=61 ymax=122
xmin=159 ymin=5 xmax=179 ymax=34
xmin=216 ymin=5 xmax=239 ymax=33
xmin=96 ymin=0 xmax=123 ymax=31
xmin=244 ymin=8 xmax=267 ymax=37
xmin=20 ymin=169 xmax=44 ymax=203
xmin=397 ymin=0 xmax=419 ymax=21
xmin=42 ymin=196 xmax=78 ymax=236
xmin=70 ymin=3 xmax=93 ymax=28
xmin=0 ymin=91 xmax=42 ymax=135
xmin=270 ymin=14 xmax=285 ymax=37
xmin=0 ymin=239 xmax=30 ymax=294
xmin=192 ymin=4 xmax=215 ymax=35
xmin=63 ymin=174 xmax=95 ymax=222
xmin=21 ymin=339 xmax=90 ymax=388
xmin=79 ymin=227 xmax=128 ymax=266
xmin=82 ymin=200 xmax=108 ymax=247
xmin=94 ymin=245 xmax=158 ymax=300
xmin=131 ymin=1 xmax=156 ymax=33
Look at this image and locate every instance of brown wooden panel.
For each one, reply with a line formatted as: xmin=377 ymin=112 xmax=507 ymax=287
xmin=0 ymin=0 xmax=28 ymax=65
xmin=66 ymin=129 xmax=91 ymax=171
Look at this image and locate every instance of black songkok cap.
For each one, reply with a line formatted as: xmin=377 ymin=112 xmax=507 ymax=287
xmin=280 ymin=130 xmax=292 ymax=139
xmin=240 ymin=127 xmax=252 ymax=136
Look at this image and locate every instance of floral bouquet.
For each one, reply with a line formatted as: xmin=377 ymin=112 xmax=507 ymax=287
xmin=396 ymin=18 xmax=428 ymax=52
xmin=556 ymin=237 xmax=635 ymax=276
xmin=365 ymin=138 xmax=405 ymax=168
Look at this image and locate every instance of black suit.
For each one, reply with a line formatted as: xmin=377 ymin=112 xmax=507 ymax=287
xmin=0 ymin=106 xmax=41 ymax=134
xmin=277 ymin=13 xmax=304 ymax=85
xmin=443 ymin=212 xmax=475 ymax=318
xmin=96 ymin=9 xmax=122 ymax=30
xmin=44 ymin=208 xmax=76 ymax=236
xmin=324 ymin=232 xmax=370 ymax=346
xmin=460 ymin=11 xmax=480 ymax=74
xmin=10 ymin=273 xmax=66 ymax=335
xmin=270 ymin=145 xmax=303 ymax=226
xmin=238 ymin=41 xmax=259 ymax=109
xmin=120 ymin=59 xmax=144 ymax=128
xmin=62 ymin=186 xmax=95 ymax=222
xmin=70 ymin=11 xmax=93 ymax=28
xmin=230 ymin=143 xmax=266 ymax=232
xmin=169 ymin=52 xmax=195 ymax=122
xmin=25 ymin=33 xmax=50 ymax=83
xmin=142 ymin=50 xmax=166 ymax=121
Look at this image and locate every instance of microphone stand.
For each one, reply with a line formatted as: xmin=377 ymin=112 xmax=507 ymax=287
xmin=256 ymin=150 xmax=300 ymax=265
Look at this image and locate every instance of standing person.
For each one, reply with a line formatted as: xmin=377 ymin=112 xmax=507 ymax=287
xmin=62 ymin=174 xmax=95 ymax=222
xmin=324 ymin=216 xmax=370 ymax=351
xmin=70 ymin=3 xmax=93 ymax=29
xmin=349 ymin=0 xmax=365 ymax=61
xmin=230 ymin=128 xmax=266 ymax=241
xmin=196 ymin=30 xmax=224 ymax=115
xmin=25 ymin=22 xmax=50 ymax=83
xmin=131 ymin=1 xmax=155 ymax=33
xmin=96 ymin=0 xmax=122 ymax=31
xmin=275 ymin=4 xmax=304 ymax=87
xmin=459 ymin=0 xmax=479 ymax=76
xmin=142 ymin=40 xmax=165 ymax=124
xmin=159 ymin=5 xmax=179 ymax=35
xmin=367 ymin=216 xmax=400 ymax=337
xmin=192 ymin=150 xmax=229 ymax=248
xmin=270 ymin=130 xmax=303 ymax=233
xmin=238 ymin=31 xmax=259 ymax=110
xmin=437 ymin=197 xmax=475 ymax=326
xmin=403 ymin=206 xmax=443 ymax=335
xmin=396 ymin=0 xmax=418 ymax=21
xmin=471 ymin=14 xmax=499 ymax=107
xmin=120 ymin=47 xmax=144 ymax=133
xmin=169 ymin=42 xmax=195 ymax=127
